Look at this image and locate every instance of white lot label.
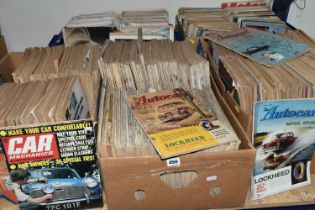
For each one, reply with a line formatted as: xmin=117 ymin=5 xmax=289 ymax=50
xmin=166 ymin=157 xmax=181 ymax=167
xmin=206 ymin=175 xmax=218 ymax=182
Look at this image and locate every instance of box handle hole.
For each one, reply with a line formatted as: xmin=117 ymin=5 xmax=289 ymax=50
xmin=160 ymin=170 xmax=198 ymax=189
xmin=210 ymin=186 xmax=222 ymax=197
xmin=134 ymin=190 xmax=146 ymax=201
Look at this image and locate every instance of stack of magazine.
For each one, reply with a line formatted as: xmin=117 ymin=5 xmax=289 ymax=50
xmin=0 ymin=77 xmax=89 ymax=127
xmin=177 ymin=1 xmax=286 ymax=40
xmin=98 ymin=39 xmax=241 ymax=160
xmin=118 ymin=9 xmax=174 ymax=40
xmin=208 ymin=28 xmax=315 ymax=137
xmin=11 ymin=44 xmax=101 ymax=119
xmin=63 ymin=11 xmax=118 ymax=46
xmin=177 ymin=7 xmax=237 ymax=38
xmin=0 ymin=77 xmax=104 ymax=209
xmin=12 ymin=46 xmax=64 ymax=82
xmin=223 ymin=2 xmax=286 ymax=32
xmin=184 ymin=1 xmax=315 ymax=200
xmin=99 ymin=40 xmax=210 ymax=92
xmin=98 ymin=84 xmax=240 ymax=159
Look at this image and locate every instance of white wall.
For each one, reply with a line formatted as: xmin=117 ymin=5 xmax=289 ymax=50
xmin=0 ymin=0 xmax=236 ymax=52
xmin=2 ymin=0 xmax=314 ymax=52
xmin=287 ymin=0 xmax=315 ymax=39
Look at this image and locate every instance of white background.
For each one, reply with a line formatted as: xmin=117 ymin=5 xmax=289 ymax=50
xmin=287 ymin=0 xmax=315 ymax=39
xmin=0 ymin=0 xmax=235 ymax=52
xmin=0 ymin=0 xmax=314 ymax=52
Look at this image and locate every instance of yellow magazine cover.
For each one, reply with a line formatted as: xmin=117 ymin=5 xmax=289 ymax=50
xmin=127 ymin=88 xmax=239 ymax=159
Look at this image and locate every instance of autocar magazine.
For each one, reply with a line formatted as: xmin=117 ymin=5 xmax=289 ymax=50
xmin=207 ymin=27 xmax=310 ymax=67
xmin=127 ymin=88 xmax=239 ymax=159
xmin=251 ymin=100 xmax=315 ymax=199
xmin=0 ymin=120 xmax=103 ymax=210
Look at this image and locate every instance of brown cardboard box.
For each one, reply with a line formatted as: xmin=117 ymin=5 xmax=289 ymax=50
xmin=100 ymin=148 xmax=255 ymax=210
xmin=99 ymin=84 xmax=255 ymax=210
xmin=0 ymin=52 xmax=23 ymax=82
xmin=210 ymin=60 xmax=315 ymax=175
xmin=0 ymin=35 xmax=8 ymax=61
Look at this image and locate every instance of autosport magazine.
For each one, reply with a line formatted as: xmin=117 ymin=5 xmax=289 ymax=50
xmin=127 ymin=88 xmax=239 ymax=159
xmin=251 ymin=100 xmax=315 ymax=200
xmin=0 ymin=120 xmax=103 ymax=210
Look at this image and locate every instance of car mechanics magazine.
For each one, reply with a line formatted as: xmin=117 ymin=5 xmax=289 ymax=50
xmin=251 ymin=99 xmax=315 ymax=200
xmin=0 ymin=120 xmax=103 ymax=210
xmin=127 ymin=88 xmax=239 ymax=159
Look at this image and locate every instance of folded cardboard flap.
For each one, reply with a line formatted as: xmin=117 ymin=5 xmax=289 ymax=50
xmin=225 ymin=91 xmax=253 ymax=138
xmin=210 ymin=62 xmax=226 ymax=96
xmin=211 ymin=74 xmax=252 ymax=150
xmin=0 ymin=35 xmax=8 ymax=60
xmin=210 ymin=61 xmax=253 ymax=139
xmin=312 ymin=153 xmax=315 ymax=174
xmin=101 ymin=149 xmax=255 ymax=210
xmin=0 ymin=52 xmax=23 ymax=82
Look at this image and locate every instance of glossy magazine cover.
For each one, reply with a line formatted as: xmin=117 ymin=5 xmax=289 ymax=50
xmin=0 ymin=120 xmax=103 ymax=210
xmin=127 ymin=88 xmax=239 ymax=159
xmin=251 ymin=99 xmax=315 ymax=199
xmin=208 ymin=27 xmax=310 ymax=66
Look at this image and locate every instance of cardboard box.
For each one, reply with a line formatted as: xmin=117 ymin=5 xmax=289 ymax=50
xmin=0 ymin=52 xmax=23 ymax=83
xmin=0 ymin=35 xmax=8 ymax=61
xmin=98 ymin=86 xmax=255 ymax=210
xmin=209 ymin=58 xmax=315 ymax=175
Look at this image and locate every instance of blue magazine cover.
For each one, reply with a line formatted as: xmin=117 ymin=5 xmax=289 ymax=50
xmin=208 ymin=28 xmax=310 ymax=67
xmin=251 ymin=99 xmax=315 ymax=199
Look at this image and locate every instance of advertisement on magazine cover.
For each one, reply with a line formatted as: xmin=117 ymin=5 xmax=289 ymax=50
xmin=251 ymin=100 xmax=315 ymax=199
xmin=127 ymin=88 xmax=239 ymax=159
xmin=0 ymin=121 xmax=102 ymax=210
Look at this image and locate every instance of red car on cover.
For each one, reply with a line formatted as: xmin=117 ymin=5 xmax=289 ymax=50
xmin=262 ymin=132 xmax=297 ymax=155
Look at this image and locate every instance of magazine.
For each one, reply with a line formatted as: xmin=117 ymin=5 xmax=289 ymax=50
xmin=240 ymin=20 xmax=287 ymax=33
xmin=221 ymin=1 xmax=267 ymax=9
xmin=207 ymin=27 xmax=310 ymax=66
xmin=251 ymin=100 xmax=315 ymax=200
xmin=0 ymin=120 xmax=103 ymax=210
xmin=127 ymin=88 xmax=239 ymax=159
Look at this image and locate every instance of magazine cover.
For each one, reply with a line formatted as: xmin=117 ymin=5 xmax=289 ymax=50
xmin=251 ymin=100 xmax=315 ymax=200
xmin=127 ymin=88 xmax=239 ymax=159
xmin=0 ymin=120 xmax=103 ymax=210
xmin=240 ymin=20 xmax=287 ymax=33
xmin=207 ymin=27 xmax=310 ymax=66
xmin=221 ymin=1 xmax=267 ymax=9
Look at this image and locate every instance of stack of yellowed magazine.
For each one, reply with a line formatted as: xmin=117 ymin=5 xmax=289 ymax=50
xmin=0 ymin=77 xmax=89 ymax=127
xmin=118 ymin=9 xmax=173 ymax=40
xmin=177 ymin=7 xmax=238 ymax=38
xmin=99 ymin=40 xmax=210 ymax=92
xmin=177 ymin=3 xmax=286 ymax=40
xmin=11 ymin=44 xmax=101 ymax=119
xmin=98 ymin=85 xmax=240 ymax=159
xmin=97 ymin=40 xmax=241 ymax=159
xmin=63 ymin=11 xmax=119 ymax=46
xmin=209 ymin=29 xmax=315 ymax=137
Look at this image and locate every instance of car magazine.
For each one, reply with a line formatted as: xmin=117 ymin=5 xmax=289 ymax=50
xmin=251 ymin=100 xmax=315 ymax=200
xmin=207 ymin=27 xmax=310 ymax=66
xmin=127 ymin=88 xmax=239 ymax=159
xmin=0 ymin=120 xmax=103 ymax=210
